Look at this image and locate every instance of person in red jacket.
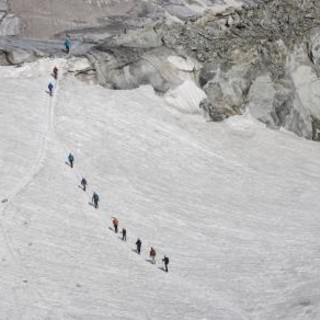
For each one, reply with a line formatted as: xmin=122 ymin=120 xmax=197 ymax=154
xmin=112 ymin=217 xmax=119 ymax=233
xmin=53 ymin=66 xmax=58 ymax=80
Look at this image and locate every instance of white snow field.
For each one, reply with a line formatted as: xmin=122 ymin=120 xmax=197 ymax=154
xmin=1 ymin=58 xmax=320 ymax=320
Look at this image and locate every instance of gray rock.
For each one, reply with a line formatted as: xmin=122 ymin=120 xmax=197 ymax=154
xmin=87 ymin=46 xmax=170 ymax=92
xmin=199 ymin=99 xmax=228 ymax=121
xmin=309 ymin=27 xmax=320 ymax=67
xmin=285 ymin=45 xmax=320 ymax=140
xmin=0 ymin=51 xmax=9 ymax=65
xmin=200 ymin=49 xmax=259 ymax=119
xmin=107 ymin=28 xmax=162 ymax=48
xmin=6 ymin=48 xmax=35 ymax=65
xmin=246 ymin=74 xmax=278 ymax=128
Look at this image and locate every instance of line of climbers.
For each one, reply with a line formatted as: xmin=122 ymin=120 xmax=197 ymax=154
xmin=66 ymin=152 xmax=169 ymax=272
xmin=47 ymin=55 xmax=170 ymax=272
xmin=111 ymin=217 xmax=169 ymax=272
xmin=68 ymin=153 xmax=170 ymax=272
xmin=47 ymin=38 xmax=72 ymax=97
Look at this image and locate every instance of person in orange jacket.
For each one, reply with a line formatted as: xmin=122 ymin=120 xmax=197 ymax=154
xmin=149 ymin=247 xmax=156 ymax=264
xmin=112 ymin=217 xmax=119 ymax=233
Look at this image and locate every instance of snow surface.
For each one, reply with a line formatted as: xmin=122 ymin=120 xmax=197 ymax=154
xmin=1 ymin=58 xmax=320 ymax=320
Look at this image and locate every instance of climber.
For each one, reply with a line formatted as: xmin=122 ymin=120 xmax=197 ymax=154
xmin=92 ymin=192 xmax=99 ymax=209
xmin=68 ymin=153 xmax=74 ymax=168
xmin=121 ymin=228 xmax=127 ymax=241
xmin=112 ymin=217 xmax=119 ymax=233
xmin=80 ymin=178 xmax=87 ymax=191
xmin=162 ymin=256 xmax=169 ymax=272
xmin=48 ymin=82 xmax=53 ymax=96
xmin=64 ymin=38 xmax=71 ymax=54
xmin=136 ymin=238 xmax=142 ymax=254
xmin=53 ymin=66 xmax=58 ymax=80
xmin=149 ymin=247 xmax=156 ymax=264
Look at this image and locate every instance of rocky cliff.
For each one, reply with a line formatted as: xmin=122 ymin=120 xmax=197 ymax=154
xmin=2 ymin=0 xmax=320 ymax=140
xmin=82 ymin=0 xmax=320 ymax=140
xmin=156 ymin=0 xmax=320 ymax=140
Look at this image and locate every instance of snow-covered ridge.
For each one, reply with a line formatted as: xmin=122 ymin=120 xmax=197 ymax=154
xmin=1 ymin=58 xmax=320 ymax=319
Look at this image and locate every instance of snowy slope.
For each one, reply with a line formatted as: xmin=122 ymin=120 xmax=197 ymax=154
xmin=1 ymin=58 xmax=320 ymax=320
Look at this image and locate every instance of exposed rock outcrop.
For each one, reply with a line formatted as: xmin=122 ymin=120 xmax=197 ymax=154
xmin=153 ymin=0 xmax=320 ymax=140
xmin=78 ymin=0 xmax=320 ymax=139
xmin=86 ymin=29 xmax=198 ymax=92
xmin=6 ymin=48 xmax=34 ymax=64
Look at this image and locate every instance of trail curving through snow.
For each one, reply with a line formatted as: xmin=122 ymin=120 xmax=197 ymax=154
xmin=0 ymin=61 xmax=67 ymax=319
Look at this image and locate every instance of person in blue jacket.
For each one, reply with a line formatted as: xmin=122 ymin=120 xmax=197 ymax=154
xmin=136 ymin=238 xmax=142 ymax=254
xmin=48 ymin=82 xmax=53 ymax=96
xmin=80 ymin=177 xmax=87 ymax=191
xmin=68 ymin=153 xmax=74 ymax=168
xmin=162 ymin=256 xmax=169 ymax=272
xmin=64 ymin=38 xmax=71 ymax=54
xmin=92 ymin=192 xmax=99 ymax=208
